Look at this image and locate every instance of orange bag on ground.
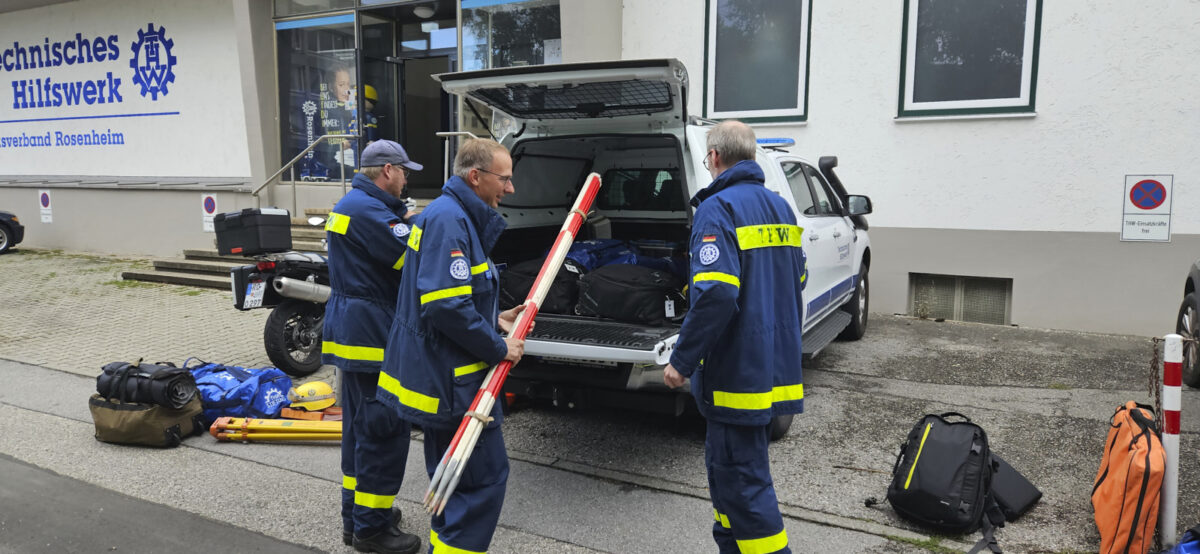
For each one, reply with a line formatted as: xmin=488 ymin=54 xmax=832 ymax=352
xmin=1092 ymin=401 xmax=1165 ymax=554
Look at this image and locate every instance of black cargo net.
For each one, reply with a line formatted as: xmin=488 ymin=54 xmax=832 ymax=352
xmin=470 ymin=79 xmax=673 ymax=120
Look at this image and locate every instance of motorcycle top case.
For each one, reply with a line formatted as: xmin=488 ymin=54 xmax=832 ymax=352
xmin=214 ymin=208 xmax=292 ymax=256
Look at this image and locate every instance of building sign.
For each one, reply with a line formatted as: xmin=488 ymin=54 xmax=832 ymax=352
xmin=0 ymin=0 xmax=251 ymax=178
xmin=1121 ymin=174 xmax=1173 ymax=242
xmin=2 ymin=24 xmax=176 ymax=149
xmin=38 ymin=189 xmax=51 ymax=223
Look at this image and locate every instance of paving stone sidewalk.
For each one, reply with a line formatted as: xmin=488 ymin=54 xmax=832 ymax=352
xmin=0 ymin=248 xmax=333 ymax=382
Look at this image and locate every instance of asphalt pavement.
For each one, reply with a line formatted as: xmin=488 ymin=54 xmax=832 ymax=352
xmin=2 ymin=248 xmax=1198 ymax=553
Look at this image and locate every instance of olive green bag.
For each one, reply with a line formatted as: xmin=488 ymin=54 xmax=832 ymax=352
xmin=88 ymin=394 xmax=204 ymax=448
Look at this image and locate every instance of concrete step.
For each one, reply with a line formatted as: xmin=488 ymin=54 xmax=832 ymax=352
xmin=291 ymin=217 xmax=329 ymax=226
xmin=293 ymin=240 xmax=325 ymax=252
xmin=305 ymin=207 xmax=332 ymax=216
xmin=182 ymin=249 xmax=254 ymax=263
xmin=152 ymin=258 xmax=242 ymax=275
xmin=120 ymin=269 xmax=231 ymax=290
xmin=291 ymin=227 xmax=325 ymax=240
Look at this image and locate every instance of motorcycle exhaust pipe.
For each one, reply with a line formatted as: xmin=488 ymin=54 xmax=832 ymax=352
xmin=273 ymin=276 xmax=331 ymax=303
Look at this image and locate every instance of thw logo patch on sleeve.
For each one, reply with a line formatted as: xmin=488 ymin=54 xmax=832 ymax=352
xmin=390 ymin=221 xmax=410 ymax=238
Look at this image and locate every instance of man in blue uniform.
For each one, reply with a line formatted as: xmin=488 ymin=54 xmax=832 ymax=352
xmin=323 ymin=140 xmax=422 ymax=554
xmin=664 ymin=120 xmax=807 ymax=554
xmin=378 ymin=138 xmax=526 ymax=554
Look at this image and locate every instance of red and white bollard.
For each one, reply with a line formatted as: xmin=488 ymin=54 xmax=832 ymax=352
xmin=1161 ymin=333 xmax=1182 ymax=546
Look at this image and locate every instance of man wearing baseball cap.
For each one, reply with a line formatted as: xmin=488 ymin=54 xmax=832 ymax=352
xmin=323 ymin=139 xmax=424 ymax=554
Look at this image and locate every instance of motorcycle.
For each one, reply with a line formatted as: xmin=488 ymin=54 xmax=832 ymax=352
xmin=230 ymin=241 xmax=329 ymax=377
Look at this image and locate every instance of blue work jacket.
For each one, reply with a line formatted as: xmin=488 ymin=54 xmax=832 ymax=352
xmin=321 ymin=173 xmax=410 ymax=373
xmin=378 ymin=176 xmax=509 ymax=430
xmin=669 ymin=160 xmax=808 ymax=426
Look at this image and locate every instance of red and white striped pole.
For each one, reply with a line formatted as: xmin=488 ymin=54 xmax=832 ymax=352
xmin=1161 ymin=333 xmax=1182 ymax=546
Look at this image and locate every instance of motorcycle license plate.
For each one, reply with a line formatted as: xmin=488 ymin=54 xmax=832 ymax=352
xmin=244 ymin=281 xmax=266 ymax=309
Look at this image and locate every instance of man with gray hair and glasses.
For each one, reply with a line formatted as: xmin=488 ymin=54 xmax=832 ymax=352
xmin=664 ymin=120 xmax=808 ymax=554
xmin=378 ymin=138 xmax=526 ymax=554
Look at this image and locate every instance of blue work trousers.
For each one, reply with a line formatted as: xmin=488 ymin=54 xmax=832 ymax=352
xmin=341 ymin=370 xmax=411 ymax=537
xmin=706 ymin=419 xmax=791 ymax=554
xmin=421 ymin=424 xmax=508 ymax=553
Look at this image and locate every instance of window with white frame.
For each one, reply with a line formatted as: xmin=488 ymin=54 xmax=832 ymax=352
xmin=704 ymin=0 xmax=811 ymax=122
xmin=898 ymin=0 xmax=1042 ymax=117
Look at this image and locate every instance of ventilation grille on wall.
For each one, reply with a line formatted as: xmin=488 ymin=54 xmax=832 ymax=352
xmin=909 ymin=273 xmax=1012 ymax=325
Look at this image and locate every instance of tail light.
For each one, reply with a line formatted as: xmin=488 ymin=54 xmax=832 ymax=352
xmin=256 ymin=261 xmax=276 ymax=271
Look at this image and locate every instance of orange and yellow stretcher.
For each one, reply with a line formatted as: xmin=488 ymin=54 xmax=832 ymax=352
xmin=209 ymin=416 xmax=342 ymax=442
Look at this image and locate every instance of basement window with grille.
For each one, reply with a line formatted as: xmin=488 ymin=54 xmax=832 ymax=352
xmin=908 ymin=273 xmax=1012 ymax=325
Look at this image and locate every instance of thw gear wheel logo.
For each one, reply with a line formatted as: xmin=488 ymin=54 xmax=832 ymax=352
xmin=263 ymin=388 xmax=287 ymax=410
xmin=129 ymin=23 xmax=177 ymax=100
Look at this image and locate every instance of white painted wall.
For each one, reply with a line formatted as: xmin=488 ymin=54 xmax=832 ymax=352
xmin=0 ymin=0 xmax=252 ymax=179
xmin=560 ymin=0 xmax=622 ymax=63
xmin=622 ymin=1 xmax=1200 ymax=235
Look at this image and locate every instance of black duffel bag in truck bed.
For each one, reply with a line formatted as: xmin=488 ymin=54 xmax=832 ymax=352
xmin=499 ymin=257 xmax=580 ymax=314
xmin=575 ymin=264 xmax=686 ymax=326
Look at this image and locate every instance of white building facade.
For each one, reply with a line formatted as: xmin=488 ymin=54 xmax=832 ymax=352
xmin=1 ymin=0 xmax=1195 ymax=336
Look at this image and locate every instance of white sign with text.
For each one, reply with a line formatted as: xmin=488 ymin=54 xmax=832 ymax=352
xmin=1121 ymin=174 xmax=1173 ymax=242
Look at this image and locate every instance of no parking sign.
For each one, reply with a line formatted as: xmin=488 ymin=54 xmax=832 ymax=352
xmin=38 ymin=189 xmax=51 ymax=223
xmin=201 ymin=193 xmax=218 ymax=232
xmin=1121 ymin=174 xmax=1173 ymax=242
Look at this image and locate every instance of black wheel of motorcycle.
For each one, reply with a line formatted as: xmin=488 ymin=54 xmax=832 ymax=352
xmin=264 ymin=299 xmax=324 ymax=377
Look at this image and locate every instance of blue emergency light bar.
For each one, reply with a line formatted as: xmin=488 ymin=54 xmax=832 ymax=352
xmin=757 ymin=138 xmax=795 ymax=148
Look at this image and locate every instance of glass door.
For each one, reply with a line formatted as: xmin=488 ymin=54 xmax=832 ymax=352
xmin=359 ymin=2 xmax=457 ymax=198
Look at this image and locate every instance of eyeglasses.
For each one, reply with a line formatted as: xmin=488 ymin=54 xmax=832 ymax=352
xmin=475 ymin=167 xmax=513 ymax=184
xmin=387 ymin=164 xmax=411 ymax=178
xmin=702 ymin=150 xmax=714 ymax=170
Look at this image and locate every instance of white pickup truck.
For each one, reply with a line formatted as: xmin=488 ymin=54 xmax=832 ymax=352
xmin=434 ymin=59 xmax=872 ymax=437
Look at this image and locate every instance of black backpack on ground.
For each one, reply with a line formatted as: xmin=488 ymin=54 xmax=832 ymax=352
xmin=887 ymin=412 xmax=1006 ymax=553
xmin=575 ymin=264 xmax=686 ymax=326
xmin=499 ymin=257 xmax=580 ymax=314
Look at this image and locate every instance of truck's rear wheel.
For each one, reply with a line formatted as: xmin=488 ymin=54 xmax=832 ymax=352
xmin=837 ymin=266 xmax=868 ymax=341
xmin=769 ymin=414 xmax=793 ymax=441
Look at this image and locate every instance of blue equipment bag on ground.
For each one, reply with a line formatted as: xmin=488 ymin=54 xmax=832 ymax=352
xmin=185 ymin=359 xmax=292 ymax=425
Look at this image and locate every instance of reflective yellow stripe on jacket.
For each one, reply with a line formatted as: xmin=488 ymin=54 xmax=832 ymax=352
xmin=471 ymin=262 xmax=489 ymax=275
xmin=420 ymin=285 xmax=473 ymax=305
xmin=735 ymin=224 xmax=802 ymax=250
xmin=377 ymin=371 xmax=439 ymax=414
xmin=325 ymin=212 xmax=350 ymax=235
xmin=736 ymin=529 xmax=789 ymax=554
xmin=431 ymin=530 xmax=484 ymax=554
xmin=394 ymin=251 xmax=406 ymax=270
xmin=342 ymin=475 xmax=356 ymax=490
xmin=454 ymin=361 xmax=490 ymax=378
xmin=712 ymin=384 xmax=804 ymax=411
xmin=694 ymin=271 xmax=740 ymax=288
xmin=322 ymin=341 xmax=384 ymax=362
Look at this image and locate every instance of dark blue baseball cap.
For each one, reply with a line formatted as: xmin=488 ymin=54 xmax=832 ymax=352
xmin=361 ymin=140 xmax=423 ymax=171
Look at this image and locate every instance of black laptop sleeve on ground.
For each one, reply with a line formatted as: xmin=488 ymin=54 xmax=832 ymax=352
xmin=991 ymin=453 xmax=1042 ymax=522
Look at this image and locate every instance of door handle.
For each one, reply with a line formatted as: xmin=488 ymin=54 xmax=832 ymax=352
xmin=808 ymin=233 xmax=820 ymax=241
xmin=832 ymin=230 xmax=842 ymax=238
